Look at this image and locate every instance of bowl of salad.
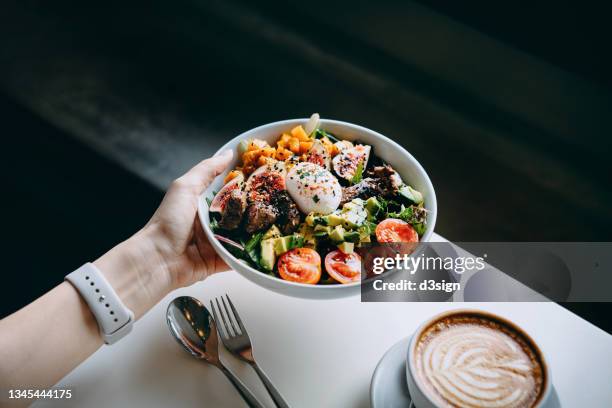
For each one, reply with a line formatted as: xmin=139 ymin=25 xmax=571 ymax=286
xmin=198 ymin=114 xmax=437 ymax=299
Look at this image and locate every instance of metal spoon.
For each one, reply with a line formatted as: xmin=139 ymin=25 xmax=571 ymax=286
xmin=166 ymin=296 xmax=265 ymax=408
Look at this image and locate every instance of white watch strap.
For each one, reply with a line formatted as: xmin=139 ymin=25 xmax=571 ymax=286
xmin=66 ymin=263 xmax=134 ymax=344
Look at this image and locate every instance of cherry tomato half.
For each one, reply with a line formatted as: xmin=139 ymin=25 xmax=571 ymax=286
xmin=277 ymin=248 xmax=322 ymax=284
xmin=324 ymin=250 xmax=362 ymax=284
xmin=375 ymin=219 xmax=419 ymax=243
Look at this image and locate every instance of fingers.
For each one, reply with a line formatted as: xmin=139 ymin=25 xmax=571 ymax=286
xmin=174 ymin=149 xmax=233 ymax=194
xmin=194 ymin=217 xmax=230 ymax=274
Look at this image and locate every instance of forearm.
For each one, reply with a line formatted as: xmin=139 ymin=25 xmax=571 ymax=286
xmin=0 ymin=281 xmax=102 ymax=393
xmin=0 ymin=153 xmax=231 ymax=399
xmin=0 ymin=226 xmax=172 ymax=393
xmin=94 ymin=225 xmax=173 ymax=320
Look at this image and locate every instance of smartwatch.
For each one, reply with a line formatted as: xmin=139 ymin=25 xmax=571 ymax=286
xmin=66 ymin=263 xmax=134 ymax=344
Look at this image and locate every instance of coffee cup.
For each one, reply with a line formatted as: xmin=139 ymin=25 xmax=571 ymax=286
xmin=406 ymin=309 xmax=552 ymax=408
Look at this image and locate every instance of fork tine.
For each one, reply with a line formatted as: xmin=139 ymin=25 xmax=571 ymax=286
xmin=225 ymin=294 xmax=247 ymax=333
xmin=209 ymin=300 xmax=227 ymax=339
xmin=214 ymin=298 xmax=233 ymax=338
xmin=221 ymin=295 xmax=241 ymax=336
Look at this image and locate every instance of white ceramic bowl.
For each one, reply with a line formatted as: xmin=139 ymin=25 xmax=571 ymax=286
xmin=198 ymin=118 xmax=437 ymax=299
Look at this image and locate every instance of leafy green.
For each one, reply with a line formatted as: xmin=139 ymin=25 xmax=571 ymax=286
xmin=386 ymin=205 xmax=428 ymax=236
xmin=312 ymin=128 xmax=341 ymax=143
xmin=209 ymin=217 xmax=220 ymax=232
xmin=351 ymin=159 xmax=365 ymax=184
xmin=205 ymin=191 xmax=218 ymax=207
xmin=244 ymin=232 xmax=264 ymax=252
xmin=377 ymin=196 xmax=401 ymax=216
xmin=222 ymin=241 xmax=259 ymax=269
xmin=242 ymin=232 xmax=264 ymax=265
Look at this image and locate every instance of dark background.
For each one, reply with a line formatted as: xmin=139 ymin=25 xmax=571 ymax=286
xmin=1 ymin=0 xmax=610 ymax=332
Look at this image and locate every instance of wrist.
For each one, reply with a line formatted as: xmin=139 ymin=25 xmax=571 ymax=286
xmin=93 ymin=225 xmax=172 ymax=320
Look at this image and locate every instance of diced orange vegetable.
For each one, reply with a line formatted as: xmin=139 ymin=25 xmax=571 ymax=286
xmin=247 ymin=139 xmax=269 ymax=151
xmin=288 ymin=137 xmax=301 ymax=153
xmin=243 ymin=165 xmax=255 ymax=175
xmin=277 ymin=133 xmax=292 ymax=149
xmin=320 ymin=137 xmax=337 ymax=156
xmin=275 ymin=147 xmax=292 ymax=160
xmin=299 ymin=141 xmax=313 ymax=154
xmin=262 ymin=146 xmax=276 ymax=157
xmin=291 ymin=125 xmax=310 ymax=141
xmin=280 ymin=133 xmax=291 ymax=143
xmin=243 ymin=149 xmax=261 ymax=164
xmin=224 ymin=170 xmax=242 ymax=184
xmin=237 ymin=127 xmax=340 ymax=178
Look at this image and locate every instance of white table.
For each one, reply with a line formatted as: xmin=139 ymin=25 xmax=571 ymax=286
xmin=40 ymin=234 xmax=612 ymax=408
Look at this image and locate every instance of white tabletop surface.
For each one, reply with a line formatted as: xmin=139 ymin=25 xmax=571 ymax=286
xmin=40 ymin=234 xmax=612 ymax=408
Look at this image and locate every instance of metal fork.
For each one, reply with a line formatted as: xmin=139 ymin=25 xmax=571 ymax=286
xmin=211 ymin=295 xmax=290 ymax=408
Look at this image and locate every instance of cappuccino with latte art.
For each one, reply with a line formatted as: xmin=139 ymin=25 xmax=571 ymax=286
xmin=411 ymin=312 xmax=547 ymax=408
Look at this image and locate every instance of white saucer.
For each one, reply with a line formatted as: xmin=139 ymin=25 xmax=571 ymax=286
xmin=371 ymin=336 xmax=561 ymax=408
xmin=370 ymin=336 xmax=413 ymax=408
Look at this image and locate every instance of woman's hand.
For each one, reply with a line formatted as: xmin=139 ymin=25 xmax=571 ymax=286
xmin=0 ymin=151 xmax=235 ymax=395
xmin=94 ymin=150 xmax=233 ymax=318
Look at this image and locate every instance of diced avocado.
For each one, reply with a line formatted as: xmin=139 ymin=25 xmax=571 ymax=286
xmin=262 ymin=225 xmax=281 ymax=240
xmin=349 ymin=197 xmax=365 ymax=207
xmin=327 ymin=213 xmax=345 ymax=227
xmin=365 ymin=197 xmax=382 ymax=219
xmin=329 ymin=225 xmax=345 ymax=243
xmin=306 ymin=213 xmax=328 ymax=227
xmin=298 ymin=224 xmax=317 ymax=249
xmin=344 ymin=230 xmax=361 ymax=243
xmin=314 ymin=224 xmax=330 ymax=232
xmin=340 ymin=201 xmax=367 ymax=229
xmin=337 ymin=241 xmax=354 ymax=254
xmin=274 ymin=236 xmax=293 ymax=256
xmin=358 ymin=224 xmax=371 ymax=239
xmin=399 ymin=185 xmax=424 ymax=204
xmin=289 ymin=233 xmax=305 ymax=249
xmin=260 ymin=239 xmax=276 ymax=271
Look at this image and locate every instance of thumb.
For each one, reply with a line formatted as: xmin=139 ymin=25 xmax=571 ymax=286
xmin=176 ymin=149 xmax=234 ymax=193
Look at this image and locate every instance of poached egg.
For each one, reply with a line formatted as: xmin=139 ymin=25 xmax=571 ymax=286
xmin=286 ymin=162 xmax=341 ymax=214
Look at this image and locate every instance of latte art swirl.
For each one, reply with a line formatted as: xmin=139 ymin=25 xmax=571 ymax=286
xmin=414 ymin=315 xmax=544 ymax=408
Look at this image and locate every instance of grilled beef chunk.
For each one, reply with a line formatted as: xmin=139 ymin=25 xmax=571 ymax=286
xmin=245 ymin=201 xmax=278 ymax=233
xmin=281 ymin=205 xmax=301 ymax=235
xmin=273 ymin=191 xmax=301 ymax=235
xmin=340 ymin=178 xmax=383 ymax=205
xmin=367 ymin=165 xmax=403 ymax=193
xmin=244 ymin=190 xmax=301 ymax=234
xmin=341 ymin=165 xmax=403 ymax=205
xmin=218 ymin=189 xmax=245 ymax=230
